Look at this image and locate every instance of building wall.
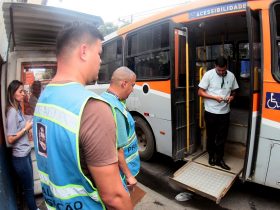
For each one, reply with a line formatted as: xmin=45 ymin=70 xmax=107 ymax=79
xmin=0 ymin=1 xmax=8 ymax=61
xmin=0 ymin=2 xmax=17 ymax=208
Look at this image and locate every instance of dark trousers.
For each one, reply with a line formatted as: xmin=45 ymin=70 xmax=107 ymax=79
xmin=12 ymin=153 xmax=37 ymax=210
xmin=204 ymin=111 xmax=230 ymax=161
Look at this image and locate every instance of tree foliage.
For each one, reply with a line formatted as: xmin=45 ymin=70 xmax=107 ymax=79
xmin=98 ymin=22 xmax=118 ymax=36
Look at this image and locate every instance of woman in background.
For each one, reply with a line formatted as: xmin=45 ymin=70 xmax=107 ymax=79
xmin=6 ymin=80 xmax=38 ymax=210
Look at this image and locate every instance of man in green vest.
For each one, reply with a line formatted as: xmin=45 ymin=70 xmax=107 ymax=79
xmin=101 ymin=67 xmax=140 ymax=192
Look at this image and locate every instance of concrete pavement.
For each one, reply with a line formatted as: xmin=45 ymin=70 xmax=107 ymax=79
xmin=134 ymin=182 xmax=192 ymax=210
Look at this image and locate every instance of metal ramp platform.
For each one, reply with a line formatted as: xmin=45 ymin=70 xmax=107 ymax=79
xmin=171 ymin=153 xmax=244 ymax=204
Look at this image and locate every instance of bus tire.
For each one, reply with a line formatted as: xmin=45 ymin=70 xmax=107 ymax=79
xmin=134 ymin=116 xmax=155 ymax=161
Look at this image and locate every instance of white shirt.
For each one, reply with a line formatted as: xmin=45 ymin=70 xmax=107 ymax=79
xmin=198 ymin=68 xmax=239 ymax=114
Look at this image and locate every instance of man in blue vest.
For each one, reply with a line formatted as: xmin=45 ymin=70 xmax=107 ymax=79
xmin=33 ymin=22 xmax=132 ymax=210
xmin=101 ymin=67 xmax=140 ymax=192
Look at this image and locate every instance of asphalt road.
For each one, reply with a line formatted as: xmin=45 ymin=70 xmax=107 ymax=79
xmin=137 ymin=153 xmax=280 ymax=210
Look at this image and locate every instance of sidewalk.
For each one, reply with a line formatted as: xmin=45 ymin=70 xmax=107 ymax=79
xmin=134 ymin=183 xmax=189 ymax=210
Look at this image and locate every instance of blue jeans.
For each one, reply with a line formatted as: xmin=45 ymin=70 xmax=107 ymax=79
xmin=12 ymin=153 xmax=37 ymax=210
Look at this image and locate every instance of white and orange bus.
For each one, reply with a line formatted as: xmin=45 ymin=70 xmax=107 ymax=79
xmin=88 ymin=0 xmax=280 ymax=203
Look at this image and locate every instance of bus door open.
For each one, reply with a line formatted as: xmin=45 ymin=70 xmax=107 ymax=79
xmin=172 ymin=24 xmax=196 ymax=160
xmin=171 ymin=11 xmax=253 ymax=203
xmin=242 ymin=8 xmax=262 ymax=182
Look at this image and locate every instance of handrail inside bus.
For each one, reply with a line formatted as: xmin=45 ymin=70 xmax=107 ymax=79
xmin=199 ymin=67 xmax=206 ymax=128
xmin=185 ymin=27 xmax=190 ymax=153
xmin=253 ymin=67 xmax=259 ymax=91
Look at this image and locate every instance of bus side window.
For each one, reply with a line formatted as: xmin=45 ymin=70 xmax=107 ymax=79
xmin=99 ymin=38 xmax=123 ymax=83
xmin=126 ymin=22 xmax=170 ymax=80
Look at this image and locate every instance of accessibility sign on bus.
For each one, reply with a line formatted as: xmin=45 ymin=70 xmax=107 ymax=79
xmin=266 ymin=92 xmax=280 ymax=110
xmin=189 ymin=2 xmax=247 ymax=19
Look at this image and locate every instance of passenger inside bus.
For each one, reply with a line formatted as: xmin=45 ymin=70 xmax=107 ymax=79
xmin=198 ymin=56 xmax=239 ymax=170
xmin=185 ymin=12 xmax=259 ymax=170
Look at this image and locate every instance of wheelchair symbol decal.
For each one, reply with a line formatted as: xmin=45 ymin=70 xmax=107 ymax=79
xmin=266 ymin=92 xmax=280 ymax=110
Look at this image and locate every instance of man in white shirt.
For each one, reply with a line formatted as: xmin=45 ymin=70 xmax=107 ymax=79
xmin=198 ymin=56 xmax=239 ymax=170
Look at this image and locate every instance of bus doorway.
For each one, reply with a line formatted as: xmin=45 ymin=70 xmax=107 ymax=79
xmin=172 ymin=26 xmax=197 ymax=160
xmin=172 ymin=10 xmax=261 ymax=203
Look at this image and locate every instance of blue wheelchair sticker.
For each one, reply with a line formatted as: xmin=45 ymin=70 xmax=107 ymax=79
xmin=266 ymin=92 xmax=280 ymax=110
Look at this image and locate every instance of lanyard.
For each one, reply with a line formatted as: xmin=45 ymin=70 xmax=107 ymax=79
xmin=106 ymin=90 xmax=120 ymax=100
xmin=106 ymin=90 xmax=129 ymax=111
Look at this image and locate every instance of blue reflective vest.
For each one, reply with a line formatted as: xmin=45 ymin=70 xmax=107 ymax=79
xmin=33 ymin=82 xmax=109 ymax=210
xmin=101 ymin=92 xmax=140 ymax=179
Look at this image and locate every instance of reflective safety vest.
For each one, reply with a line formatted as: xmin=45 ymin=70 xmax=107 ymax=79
xmin=101 ymin=92 xmax=140 ymax=178
xmin=33 ymin=82 xmax=109 ymax=210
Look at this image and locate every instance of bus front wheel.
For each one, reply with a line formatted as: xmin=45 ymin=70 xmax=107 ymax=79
xmin=134 ymin=116 xmax=155 ymax=161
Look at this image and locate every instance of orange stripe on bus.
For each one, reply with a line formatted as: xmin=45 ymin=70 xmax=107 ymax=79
xmin=252 ymin=93 xmax=259 ymax=112
xmin=248 ymin=0 xmax=270 ymax=10
xmin=118 ymin=0 xmax=251 ymax=36
xmin=136 ymin=80 xmax=171 ymax=94
xmin=262 ymin=10 xmax=274 ymax=83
